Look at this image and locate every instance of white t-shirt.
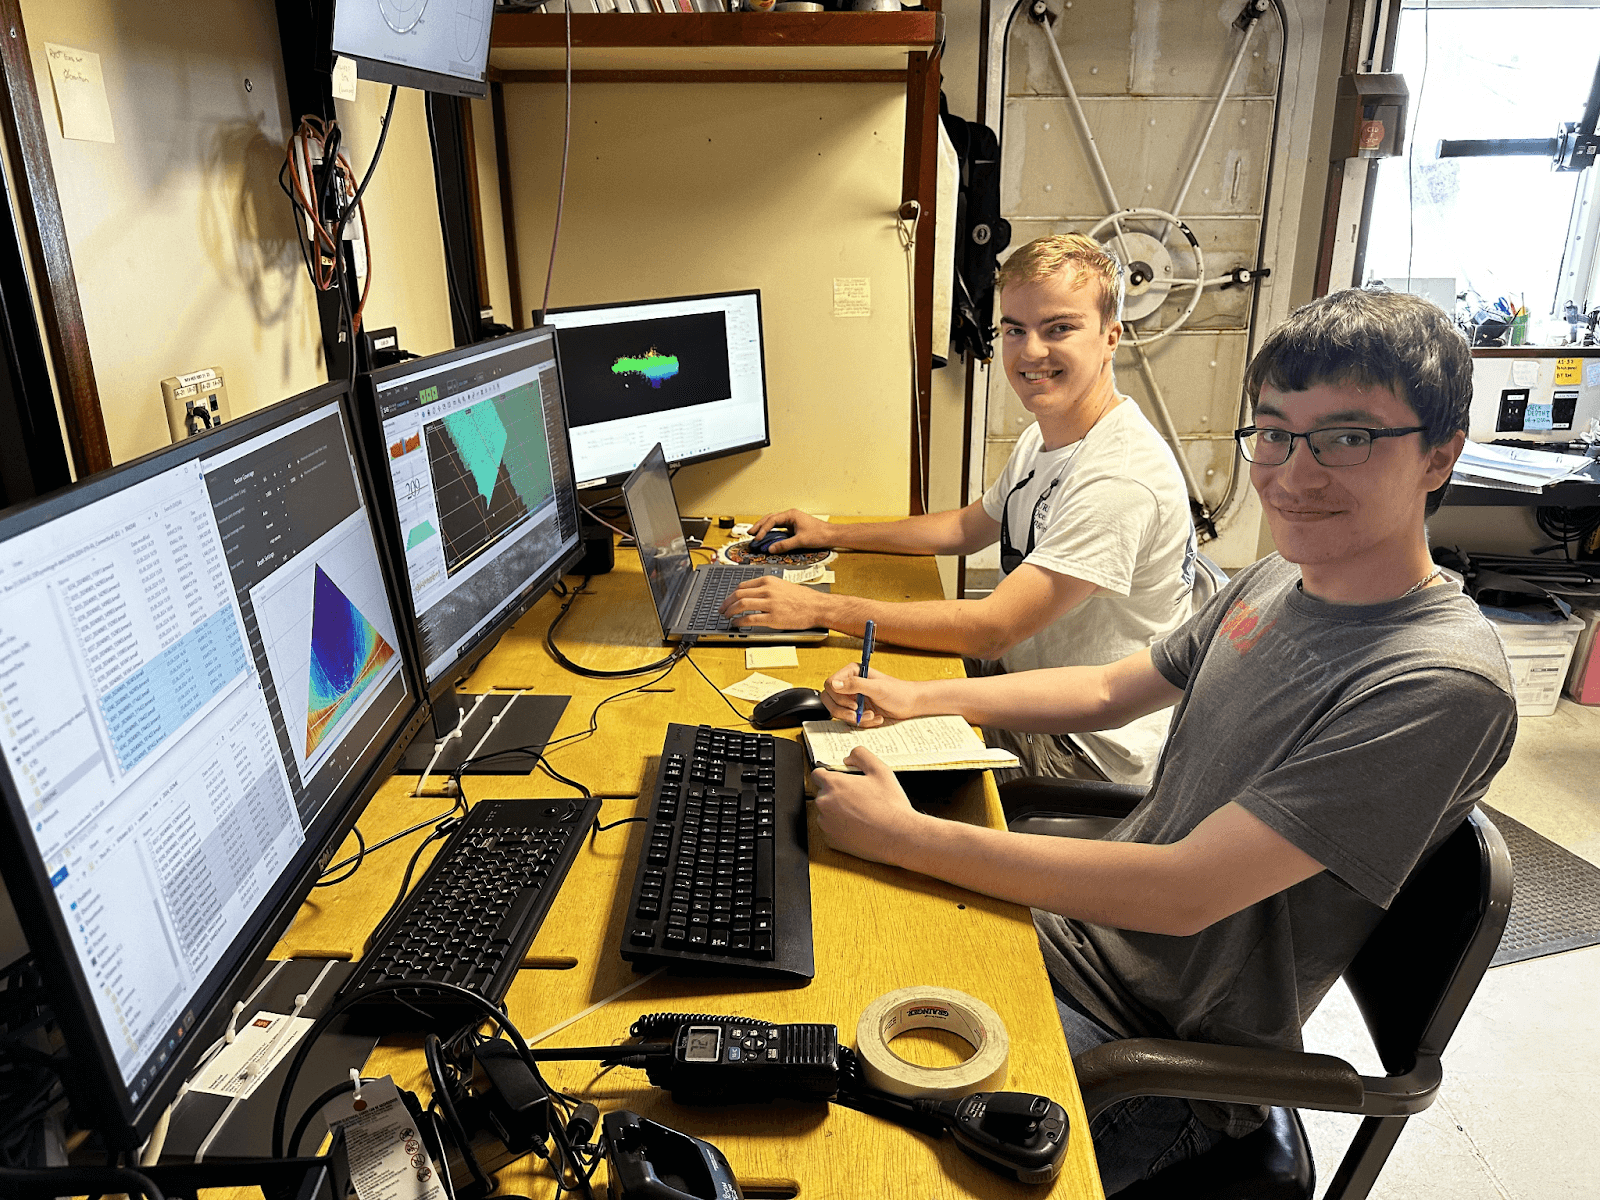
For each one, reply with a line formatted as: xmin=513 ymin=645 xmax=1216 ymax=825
xmin=980 ymin=399 xmax=1196 ymax=783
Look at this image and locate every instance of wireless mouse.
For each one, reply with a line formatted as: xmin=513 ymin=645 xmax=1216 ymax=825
xmin=751 ymin=525 xmax=794 ymax=554
xmin=750 ymin=686 xmax=832 ymax=729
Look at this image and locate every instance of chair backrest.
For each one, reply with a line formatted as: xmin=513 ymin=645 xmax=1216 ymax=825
xmin=1191 ymin=550 xmax=1230 ymax=611
xmin=1344 ymin=807 xmax=1514 ymax=1075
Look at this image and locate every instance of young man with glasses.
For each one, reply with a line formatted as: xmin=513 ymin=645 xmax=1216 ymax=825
xmin=721 ymin=234 xmax=1196 ymax=785
xmin=810 ymin=288 xmax=1517 ymax=1194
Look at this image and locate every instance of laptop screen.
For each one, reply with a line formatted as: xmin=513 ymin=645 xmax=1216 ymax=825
xmin=621 ymin=444 xmax=693 ymax=629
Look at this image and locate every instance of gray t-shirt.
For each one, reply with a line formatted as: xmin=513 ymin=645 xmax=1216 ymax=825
xmin=1035 ymin=554 xmax=1517 ymax=1134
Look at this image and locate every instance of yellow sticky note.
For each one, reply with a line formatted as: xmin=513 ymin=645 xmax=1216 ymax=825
xmin=745 ymin=646 xmax=799 ymax=670
xmin=1555 ymin=358 xmax=1582 ymax=386
xmin=44 ymin=43 xmax=115 ymax=144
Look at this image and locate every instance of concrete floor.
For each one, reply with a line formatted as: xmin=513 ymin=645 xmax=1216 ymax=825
xmin=1300 ymin=697 xmax=1600 ymax=1199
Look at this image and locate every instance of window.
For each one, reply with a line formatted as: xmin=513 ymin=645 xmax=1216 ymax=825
xmin=1363 ymin=2 xmax=1600 ymax=321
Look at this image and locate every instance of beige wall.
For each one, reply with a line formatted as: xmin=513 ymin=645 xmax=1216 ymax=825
xmin=21 ymin=0 xmax=454 ymax=465
xmin=495 ymin=80 xmax=913 ymax=517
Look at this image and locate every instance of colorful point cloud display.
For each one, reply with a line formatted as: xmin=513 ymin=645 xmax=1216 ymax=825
xmin=610 ymin=348 xmax=680 ymax=389
xmin=306 ymin=564 xmax=396 ymax=757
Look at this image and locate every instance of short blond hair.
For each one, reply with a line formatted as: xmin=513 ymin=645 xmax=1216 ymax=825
xmin=995 ymin=233 xmax=1124 ymax=329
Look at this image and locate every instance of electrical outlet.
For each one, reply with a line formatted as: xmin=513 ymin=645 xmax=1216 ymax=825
xmin=160 ymin=368 xmax=232 ymax=442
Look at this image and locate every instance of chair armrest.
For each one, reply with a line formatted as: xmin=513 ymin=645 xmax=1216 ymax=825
xmin=1073 ymin=1037 xmax=1367 ymax=1121
xmin=998 ymin=776 xmax=1147 ymax=825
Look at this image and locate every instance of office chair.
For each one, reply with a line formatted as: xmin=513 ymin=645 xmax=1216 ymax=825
xmin=1005 ymin=780 xmax=1513 ymax=1200
xmin=1190 ymin=550 xmax=1231 ymax=612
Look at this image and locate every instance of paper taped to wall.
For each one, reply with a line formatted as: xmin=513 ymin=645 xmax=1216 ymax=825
xmin=45 ymin=43 xmax=115 ymax=144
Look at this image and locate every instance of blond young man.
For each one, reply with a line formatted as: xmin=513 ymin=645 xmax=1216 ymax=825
xmin=722 ymin=234 xmax=1196 ymax=785
xmin=812 ymin=290 xmax=1517 ymax=1193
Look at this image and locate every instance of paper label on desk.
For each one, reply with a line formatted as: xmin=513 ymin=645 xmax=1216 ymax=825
xmin=784 ymin=564 xmax=827 ymax=584
xmin=1511 ymin=360 xmax=1540 ymax=387
xmin=1525 ymin=401 xmax=1554 ymax=431
xmin=723 ymin=672 xmax=792 ymax=701
xmin=833 ymin=277 xmax=872 ymax=317
xmin=323 ymin=1077 xmax=445 ymax=1200
xmin=1586 ymin=360 xmax=1600 ymax=389
xmin=44 ymin=44 xmax=115 ymax=143
xmin=1555 ymin=357 xmax=1582 ymax=386
xmin=187 ymin=1011 xmax=315 ymax=1099
xmin=331 ymin=54 xmax=360 ymax=101
xmin=746 ymin=645 xmax=799 ymax=670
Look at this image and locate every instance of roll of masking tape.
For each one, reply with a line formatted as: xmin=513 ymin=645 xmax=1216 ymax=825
xmin=854 ymin=987 xmax=1010 ymax=1099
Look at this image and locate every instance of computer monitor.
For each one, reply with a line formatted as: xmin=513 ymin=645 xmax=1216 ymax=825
xmin=331 ymin=0 xmax=494 ymax=98
xmin=546 ymin=290 xmax=771 ymax=488
xmin=359 ymin=327 xmax=583 ymax=770
xmin=0 ymin=383 xmax=424 ymax=1148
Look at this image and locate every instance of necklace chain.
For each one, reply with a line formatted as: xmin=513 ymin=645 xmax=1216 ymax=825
xmin=1399 ymin=568 xmax=1442 ymax=599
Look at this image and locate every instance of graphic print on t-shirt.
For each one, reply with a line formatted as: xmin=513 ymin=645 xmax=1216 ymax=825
xmin=1219 ymin=600 xmax=1276 ymax=655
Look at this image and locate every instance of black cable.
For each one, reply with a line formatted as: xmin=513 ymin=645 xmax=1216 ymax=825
xmin=681 ymin=652 xmax=755 ymax=727
xmin=272 ymin=981 xmax=554 ymax=1158
xmin=287 ymin=1076 xmax=373 ymax=1158
xmin=1535 ymin=506 xmax=1600 ymax=560
xmin=389 ymin=819 xmax=462 ymax=914
xmin=538 ymin=656 xmax=685 ymax=760
xmin=544 ymin=583 xmax=691 ymax=678
xmin=316 ymin=799 xmax=465 ymax=883
xmin=425 ymin=1034 xmax=495 ymax=1197
xmin=312 ymin=825 xmax=365 ymax=887
xmin=592 ymin=815 xmax=647 ymax=834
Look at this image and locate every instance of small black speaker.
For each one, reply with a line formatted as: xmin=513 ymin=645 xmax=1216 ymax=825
xmin=573 ymin=512 xmax=615 ymax=576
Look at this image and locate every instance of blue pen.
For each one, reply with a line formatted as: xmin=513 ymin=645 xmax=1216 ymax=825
xmin=856 ymin=620 xmax=876 ymax=724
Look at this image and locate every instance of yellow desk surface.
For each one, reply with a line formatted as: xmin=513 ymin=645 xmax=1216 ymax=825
xmin=275 ymin=532 xmax=1103 ymax=1199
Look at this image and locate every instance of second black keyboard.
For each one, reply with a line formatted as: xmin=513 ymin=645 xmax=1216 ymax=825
xmin=339 ymin=796 xmax=600 ymax=1027
xmin=620 ymin=723 xmax=814 ymax=980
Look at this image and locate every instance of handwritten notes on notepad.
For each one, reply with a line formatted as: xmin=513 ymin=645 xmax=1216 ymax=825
xmin=802 ymin=715 xmax=1020 ymax=773
xmin=45 ymin=44 xmax=115 ymax=143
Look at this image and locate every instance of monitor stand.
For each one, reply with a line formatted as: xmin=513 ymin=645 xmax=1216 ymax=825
xmin=396 ymin=691 xmax=569 ymax=776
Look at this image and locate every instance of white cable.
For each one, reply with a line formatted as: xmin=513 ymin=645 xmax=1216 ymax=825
xmin=465 ymin=690 xmax=522 ymax=764
xmin=525 ymin=968 xmax=665 ymax=1047
xmin=194 ymin=961 xmax=340 ymax=1162
xmin=579 ymin=502 xmax=631 ymax=541
xmin=411 ymin=692 xmax=489 ymax=795
xmin=898 ymin=202 xmax=929 ymax=514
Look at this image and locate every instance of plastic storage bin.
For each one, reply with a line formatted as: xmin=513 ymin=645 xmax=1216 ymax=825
xmin=1564 ymin=607 xmax=1600 ymax=704
xmin=1486 ymin=612 xmax=1586 ymax=717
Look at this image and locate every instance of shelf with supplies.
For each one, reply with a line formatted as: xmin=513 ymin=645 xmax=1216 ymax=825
xmin=488 ymin=11 xmax=943 ymax=77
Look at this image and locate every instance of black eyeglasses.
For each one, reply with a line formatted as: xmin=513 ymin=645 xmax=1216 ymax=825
xmin=999 ymin=470 xmax=1064 ymax=574
xmin=1234 ymin=425 xmax=1427 ymax=467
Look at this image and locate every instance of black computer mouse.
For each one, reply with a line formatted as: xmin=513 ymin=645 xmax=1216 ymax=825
xmin=750 ymin=525 xmax=794 ymax=554
xmin=750 ymin=686 xmax=832 ymax=729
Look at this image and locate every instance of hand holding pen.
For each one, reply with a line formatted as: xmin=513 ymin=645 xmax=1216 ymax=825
xmin=855 ymin=619 xmax=875 ymax=725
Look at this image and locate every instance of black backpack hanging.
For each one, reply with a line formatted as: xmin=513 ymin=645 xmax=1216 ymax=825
xmin=938 ymin=94 xmax=1011 ymax=366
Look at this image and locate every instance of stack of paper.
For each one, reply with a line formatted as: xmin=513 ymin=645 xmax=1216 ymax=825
xmin=1452 ymin=442 xmax=1599 ymax=494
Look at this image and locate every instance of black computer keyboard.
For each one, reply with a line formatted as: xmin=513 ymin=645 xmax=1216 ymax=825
xmin=687 ymin=567 xmax=766 ymax=632
xmin=620 ymin=723 xmax=814 ymax=980
xmin=340 ymin=796 xmax=601 ymax=1027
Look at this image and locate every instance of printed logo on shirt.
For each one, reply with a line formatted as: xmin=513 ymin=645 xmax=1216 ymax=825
xmin=1219 ymin=599 xmax=1275 ymax=654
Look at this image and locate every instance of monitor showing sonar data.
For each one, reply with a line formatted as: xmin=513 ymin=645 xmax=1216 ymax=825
xmin=547 ymin=290 xmax=770 ymax=487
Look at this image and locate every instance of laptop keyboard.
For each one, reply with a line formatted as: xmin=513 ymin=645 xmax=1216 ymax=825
xmin=686 ymin=568 xmax=766 ymax=632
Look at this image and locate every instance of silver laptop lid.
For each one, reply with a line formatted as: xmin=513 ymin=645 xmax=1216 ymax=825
xmin=621 ymin=443 xmax=694 ymax=629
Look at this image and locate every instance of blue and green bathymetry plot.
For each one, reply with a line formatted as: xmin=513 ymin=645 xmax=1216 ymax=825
xmin=610 ymin=348 xmax=680 ymax=389
xmin=306 ymin=564 xmax=395 ymax=757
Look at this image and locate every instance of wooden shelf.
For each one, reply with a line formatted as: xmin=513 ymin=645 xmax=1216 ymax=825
xmin=488 ymin=11 xmax=940 ymax=75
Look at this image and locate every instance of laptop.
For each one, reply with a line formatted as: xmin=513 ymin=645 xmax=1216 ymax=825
xmin=621 ymin=444 xmax=829 ymax=644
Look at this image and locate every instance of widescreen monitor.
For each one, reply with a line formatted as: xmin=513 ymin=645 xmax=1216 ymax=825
xmin=546 ymin=290 xmax=770 ymax=488
xmin=360 ymin=328 xmax=582 ymax=763
xmin=331 ymin=0 xmax=494 ymax=98
xmin=0 ymin=383 xmax=424 ymax=1147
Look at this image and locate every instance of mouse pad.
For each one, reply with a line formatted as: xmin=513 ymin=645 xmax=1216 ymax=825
xmin=718 ymin=541 xmax=837 ymax=569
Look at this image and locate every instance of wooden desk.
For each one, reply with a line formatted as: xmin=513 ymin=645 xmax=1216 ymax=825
xmin=276 ymin=534 xmax=1103 ymax=1199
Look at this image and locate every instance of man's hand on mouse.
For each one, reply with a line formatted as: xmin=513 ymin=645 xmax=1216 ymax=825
xmin=822 ymin=663 xmax=922 ymax=727
xmin=721 ymin=577 xmax=828 ymax=631
xmin=749 ymin=510 xmax=832 ymax=553
xmin=811 ymin=747 xmax=926 ymax=866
